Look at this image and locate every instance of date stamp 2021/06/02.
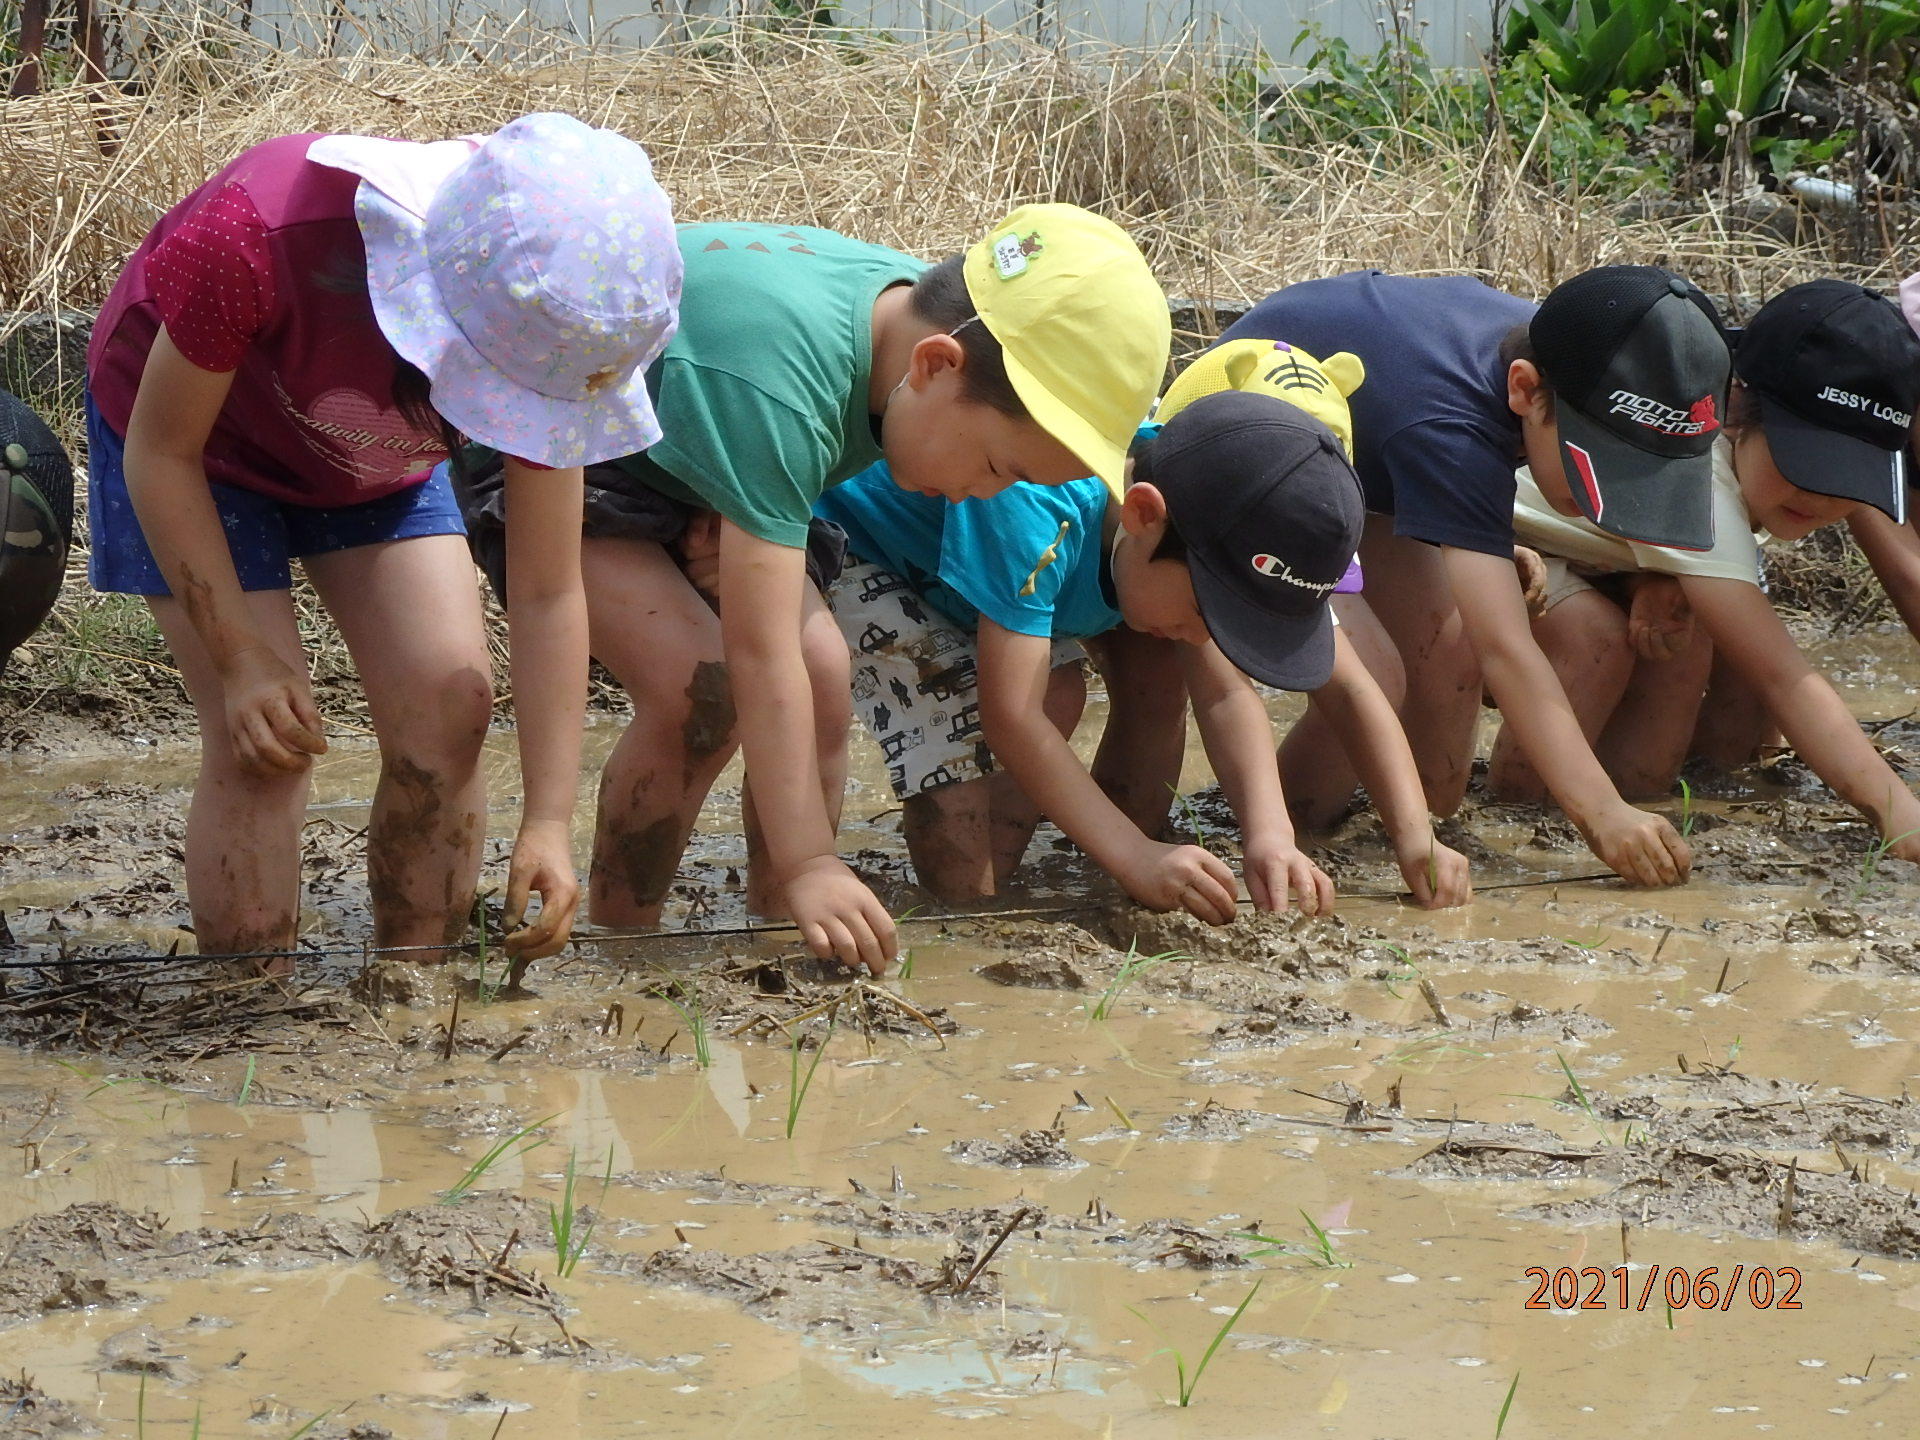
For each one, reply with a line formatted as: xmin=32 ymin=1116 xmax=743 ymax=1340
xmin=1526 ymin=1266 xmax=1803 ymax=1312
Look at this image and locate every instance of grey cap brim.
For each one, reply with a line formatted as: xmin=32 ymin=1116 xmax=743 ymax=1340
xmin=1756 ymin=393 xmax=1907 ymax=523
xmin=1188 ymin=552 xmax=1336 ymax=692
xmin=1554 ymin=404 xmax=1716 ymax=552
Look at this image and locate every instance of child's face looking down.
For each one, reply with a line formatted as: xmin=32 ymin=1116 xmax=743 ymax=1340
xmin=1110 ymin=481 xmax=1212 ymax=647
xmin=1729 ymin=421 xmax=1860 ymax=540
xmin=1507 ymin=358 xmax=1582 ymax=519
xmin=881 ymin=330 xmax=1086 ymax=502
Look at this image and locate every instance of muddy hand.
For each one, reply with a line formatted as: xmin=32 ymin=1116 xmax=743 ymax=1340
xmin=1244 ymin=841 xmax=1336 ymax=918
xmin=1584 ymin=803 xmax=1690 ymax=887
xmin=785 ymin=855 xmax=896 ymax=976
xmin=1396 ymin=835 xmax=1472 ymax=909
xmin=503 ymin=819 xmax=580 ymax=964
xmin=220 ymin=646 xmax=326 ymax=776
xmin=1120 ymin=841 xmax=1238 ymax=924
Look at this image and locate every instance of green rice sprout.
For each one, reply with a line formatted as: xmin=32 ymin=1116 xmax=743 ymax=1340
xmin=1090 ymin=941 xmax=1189 ymax=1021
xmin=657 ymin=973 xmax=713 ymax=1068
xmin=784 ymin=1011 xmax=839 ymax=1139
xmin=189 ymin=1405 xmax=201 ymax=1440
xmin=1168 ymin=782 xmax=1207 ymax=847
xmin=1295 ymin=1208 xmax=1351 ymax=1269
xmin=549 ymin=1143 xmax=615 ymax=1279
xmin=136 ymin=1370 xmax=147 ymax=1440
xmin=442 ymin=1114 xmax=556 ymax=1203
xmin=1128 ymin=1278 xmax=1262 ymax=1406
xmin=1494 ymin=1372 xmax=1521 ymax=1436
xmin=1381 ymin=943 xmax=1420 ymax=999
xmin=898 ymin=949 xmax=915 ymax=980
xmin=1552 ymin=1050 xmax=1616 ymax=1146
xmin=1851 ymin=824 xmax=1920 ymax=904
xmin=235 ymin=1054 xmax=256 ymax=1107
xmin=471 ymin=891 xmax=506 ymax=1004
xmin=1677 ymin=776 xmax=1695 ymax=838
xmin=282 ymin=1411 xmax=333 ymax=1440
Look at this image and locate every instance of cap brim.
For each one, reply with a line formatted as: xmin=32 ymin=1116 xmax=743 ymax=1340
xmin=1001 ymin=347 xmax=1128 ymax=499
xmin=1554 ymin=405 xmax=1716 ymax=551
xmin=356 ymin=188 xmax=668 ymax=468
xmin=1756 ymin=394 xmax=1907 ymax=523
xmin=1188 ymin=551 xmax=1336 ymax=691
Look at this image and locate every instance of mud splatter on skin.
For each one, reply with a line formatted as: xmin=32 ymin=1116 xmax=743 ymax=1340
xmin=680 ymin=660 xmax=736 ymax=772
xmin=366 ymin=754 xmax=476 ymax=952
xmin=592 ymin=812 xmax=684 ymax=913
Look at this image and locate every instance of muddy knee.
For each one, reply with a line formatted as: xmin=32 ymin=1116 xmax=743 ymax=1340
xmin=680 ymin=659 xmax=738 ymax=764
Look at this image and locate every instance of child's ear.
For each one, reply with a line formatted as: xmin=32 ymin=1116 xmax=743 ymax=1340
xmin=1507 ymin=358 xmax=1550 ymax=422
xmin=1321 ymin=351 xmax=1366 ymax=398
xmin=907 ymin=331 xmax=966 ymax=388
xmin=1120 ymin=481 xmax=1168 ymax=536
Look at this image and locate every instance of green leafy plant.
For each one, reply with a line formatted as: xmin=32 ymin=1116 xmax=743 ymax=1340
xmin=549 ymin=1144 xmax=615 ymax=1279
xmin=1495 ymin=1371 xmax=1522 ymax=1436
xmin=283 ymin=1413 xmax=333 ymax=1440
xmin=658 ymin=973 xmax=713 ymax=1068
xmin=1128 ymin=1279 xmax=1263 ymax=1406
xmin=1850 ymin=826 xmax=1920 ymax=904
xmin=1677 ymin=776 xmax=1695 ymax=838
xmin=785 ymin=1011 xmax=839 ymax=1138
xmin=443 ymin=1115 xmax=555 ymax=1203
xmin=1090 ymin=942 xmax=1189 ymax=1021
xmin=471 ymin=891 xmax=507 ymax=1004
xmin=1169 ymin=783 xmax=1208 ymax=847
xmin=1381 ymin=943 xmax=1421 ymax=999
xmin=235 ymin=1054 xmax=257 ymax=1107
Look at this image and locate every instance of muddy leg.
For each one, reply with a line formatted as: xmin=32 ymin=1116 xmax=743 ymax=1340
xmin=1596 ymin=626 xmax=1714 ymax=798
xmin=584 ymin=537 xmax=736 ymax=926
xmin=904 ymin=782 xmax=996 ymax=902
xmin=1280 ymin=593 xmax=1402 ymax=831
xmin=1487 ymin=589 xmax=1633 ymax=803
xmin=1691 ymin=647 xmax=1777 ymax=769
xmin=1084 ymin=628 xmax=1186 ymax=838
xmin=148 ymin=590 xmax=310 ymax=971
xmin=308 ymin=536 xmax=492 ymax=959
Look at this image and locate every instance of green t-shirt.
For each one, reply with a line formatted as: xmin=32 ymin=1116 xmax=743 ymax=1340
xmin=611 ymin=222 xmax=926 ymax=547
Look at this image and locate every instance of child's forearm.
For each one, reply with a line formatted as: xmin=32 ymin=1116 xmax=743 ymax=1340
xmin=502 ymin=463 xmax=588 ymax=832
xmin=1759 ymin=669 xmax=1920 ymax=834
xmin=126 ymin=449 xmax=264 ymax=670
xmin=1307 ymin=640 xmax=1430 ymax=844
xmin=1181 ymin=644 xmax=1293 ymax=848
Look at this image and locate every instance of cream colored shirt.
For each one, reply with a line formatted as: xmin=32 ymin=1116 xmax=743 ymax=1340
xmin=1512 ymin=438 xmax=1766 ymax=585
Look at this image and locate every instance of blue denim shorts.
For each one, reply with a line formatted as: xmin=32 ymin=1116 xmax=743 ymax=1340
xmin=85 ymin=393 xmax=466 ymax=596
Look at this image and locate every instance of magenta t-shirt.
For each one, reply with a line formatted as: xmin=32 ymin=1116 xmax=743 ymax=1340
xmin=88 ymin=134 xmax=451 ymax=507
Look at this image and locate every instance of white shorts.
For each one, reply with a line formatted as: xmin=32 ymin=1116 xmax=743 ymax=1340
xmin=826 ymin=558 xmax=1083 ymax=799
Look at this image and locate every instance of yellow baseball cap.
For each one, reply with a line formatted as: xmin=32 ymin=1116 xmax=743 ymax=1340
xmin=1158 ymin=338 xmax=1366 ymax=461
xmin=964 ymin=204 xmax=1170 ymax=498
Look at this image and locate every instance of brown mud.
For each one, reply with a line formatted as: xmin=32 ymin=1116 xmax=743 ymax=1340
xmin=4 ymin=649 xmax=1920 ymax=1434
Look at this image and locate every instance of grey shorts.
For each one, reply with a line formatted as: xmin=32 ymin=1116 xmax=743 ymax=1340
xmin=825 ymin=556 xmax=1083 ymax=800
xmin=451 ymin=452 xmax=846 ymax=602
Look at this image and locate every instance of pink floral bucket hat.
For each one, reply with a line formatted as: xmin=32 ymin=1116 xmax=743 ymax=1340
xmin=309 ymin=113 xmax=681 ymax=467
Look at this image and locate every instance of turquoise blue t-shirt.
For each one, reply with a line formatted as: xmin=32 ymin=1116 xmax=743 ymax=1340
xmin=815 ymin=464 xmax=1123 ymax=640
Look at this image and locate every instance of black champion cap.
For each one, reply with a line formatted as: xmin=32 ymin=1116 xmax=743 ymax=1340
xmin=1531 ymin=265 xmax=1731 ymax=551
xmin=1133 ymin=389 xmax=1364 ymax=691
xmin=1733 ymin=280 xmax=1918 ymax=522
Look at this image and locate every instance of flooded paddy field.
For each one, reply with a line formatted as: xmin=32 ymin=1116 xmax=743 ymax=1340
xmin=4 ymin=642 xmax=1920 ymax=1438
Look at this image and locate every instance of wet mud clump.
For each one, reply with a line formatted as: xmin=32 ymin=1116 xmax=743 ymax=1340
xmin=628 ymin=1240 xmax=1006 ymax=1336
xmin=0 ymin=1373 xmax=94 ymax=1438
xmin=946 ymin=1125 xmax=1085 ymax=1170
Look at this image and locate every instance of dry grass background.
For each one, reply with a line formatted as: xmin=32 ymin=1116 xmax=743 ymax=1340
xmin=0 ymin=4 xmax=1900 ymax=715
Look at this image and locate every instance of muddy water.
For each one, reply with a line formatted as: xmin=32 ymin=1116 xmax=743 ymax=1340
xmin=4 ymin=676 xmax=1920 ymax=1437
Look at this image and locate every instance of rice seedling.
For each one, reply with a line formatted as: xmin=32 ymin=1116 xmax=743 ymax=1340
xmin=549 ymin=1144 xmax=615 ymax=1279
xmin=784 ymin=1011 xmax=840 ymax=1139
xmin=136 ymin=1371 xmax=146 ymax=1440
xmin=235 ymin=1054 xmax=256 ymax=1107
xmin=470 ymin=891 xmax=507 ymax=1005
xmin=1678 ymin=776 xmax=1696 ymax=837
xmin=1380 ymin=943 xmax=1421 ymax=999
xmin=1168 ymin=784 xmax=1207 ymax=847
xmin=1849 ymin=823 xmax=1920 ymax=904
xmin=1090 ymin=942 xmax=1190 ymax=1021
xmin=1128 ymin=1278 xmax=1263 ymax=1407
xmin=1295 ymin=1208 xmax=1351 ymax=1269
xmin=656 ymin=974 xmax=713 ymax=1069
xmin=1494 ymin=1372 xmax=1521 ymax=1436
xmin=442 ymin=1114 xmax=556 ymax=1203
xmin=1378 ymin=1034 xmax=1491 ymax=1069
xmin=283 ymin=1411 xmax=332 ymax=1440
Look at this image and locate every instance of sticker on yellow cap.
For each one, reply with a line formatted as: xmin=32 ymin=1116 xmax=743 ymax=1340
xmin=992 ymin=230 xmax=1044 ymax=280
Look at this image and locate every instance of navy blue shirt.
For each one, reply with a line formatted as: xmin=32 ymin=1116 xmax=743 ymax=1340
xmin=1220 ymin=271 xmax=1536 ymax=558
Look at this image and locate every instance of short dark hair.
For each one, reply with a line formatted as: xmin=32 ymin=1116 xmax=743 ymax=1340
xmin=1726 ymin=379 xmax=1764 ymax=430
xmin=906 ymin=255 xmax=1030 ymax=418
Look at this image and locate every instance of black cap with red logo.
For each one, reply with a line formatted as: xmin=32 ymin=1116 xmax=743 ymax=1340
xmin=1732 ymin=280 xmax=1918 ymax=522
xmin=1132 ymin=389 xmax=1364 ymax=691
xmin=1530 ymin=265 xmax=1731 ymax=552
